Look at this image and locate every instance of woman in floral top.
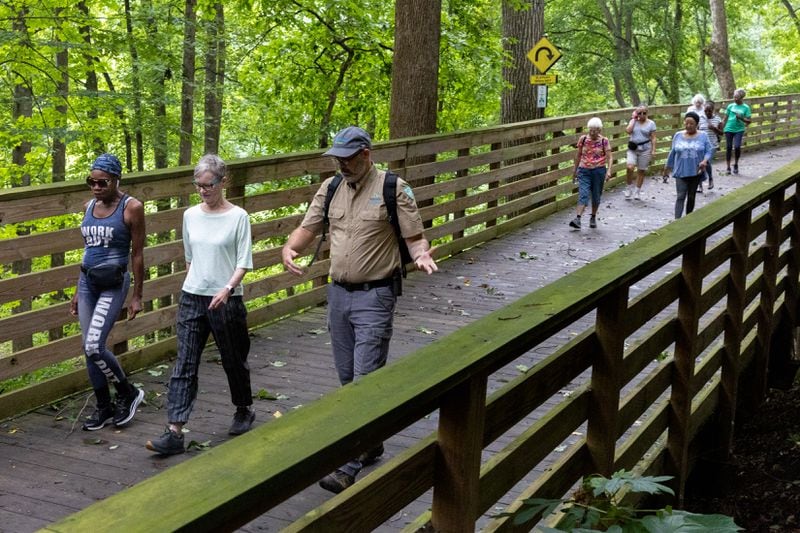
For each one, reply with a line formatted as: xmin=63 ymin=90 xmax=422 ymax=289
xmin=569 ymin=117 xmax=613 ymax=229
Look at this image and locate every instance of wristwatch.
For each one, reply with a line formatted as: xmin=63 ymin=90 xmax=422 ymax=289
xmin=225 ymin=284 xmax=235 ymax=296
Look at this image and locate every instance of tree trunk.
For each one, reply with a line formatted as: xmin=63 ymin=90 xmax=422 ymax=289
xmin=389 ymin=0 xmax=441 ymax=139
xmin=101 ymin=72 xmax=134 ymax=171
xmin=501 ymin=0 xmax=543 ymax=124
xmin=145 ymin=1 xmax=168 ymax=169
xmin=665 ymin=0 xmax=683 ymax=103
xmin=179 ymin=0 xmax=197 ymax=166
xmin=694 ymin=10 xmax=711 ymax=98
xmin=317 ymin=45 xmax=354 ymax=150
xmin=707 ymin=0 xmax=736 ymax=97
xmin=124 ymin=0 xmax=145 ymax=170
xmin=780 ymin=0 xmax=800 ymax=36
xmin=204 ymin=3 xmax=225 ymax=155
xmin=77 ymin=2 xmax=104 ymax=155
xmin=501 ymin=0 xmax=545 ymax=216
xmin=597 ymin=0 xmax=641 ymax=106
xmin=50 ymin=9 xmax=69 ymax=342
xmin=389 ymin=0 xmax=441 ymax=222
xmin=11 ymin=8 xmax=33 ymax=352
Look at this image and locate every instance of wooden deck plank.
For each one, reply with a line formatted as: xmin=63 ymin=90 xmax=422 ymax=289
xmin=1 ymin=145 xmax=797 ymax=532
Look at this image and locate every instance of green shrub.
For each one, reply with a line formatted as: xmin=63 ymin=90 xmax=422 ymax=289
xmin=499 ymin=469 xmax=742 ymax=532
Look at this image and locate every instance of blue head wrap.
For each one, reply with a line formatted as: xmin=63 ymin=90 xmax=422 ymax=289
xmin=91 ymin=153 xmax=122 ymax=178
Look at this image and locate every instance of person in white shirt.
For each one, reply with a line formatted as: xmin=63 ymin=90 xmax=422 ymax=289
xmin=146 ymin=154 xmax=255 ymax=456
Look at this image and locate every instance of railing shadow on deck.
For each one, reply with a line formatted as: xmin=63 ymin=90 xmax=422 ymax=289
xmin=40 ymin=156 xmax=800 ymax=530
xmin=2 ymin=95 xmax=799 ymax=423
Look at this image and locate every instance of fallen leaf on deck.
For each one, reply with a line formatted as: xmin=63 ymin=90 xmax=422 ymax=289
xmin=255 ymin=389 xmax=278 ymax=400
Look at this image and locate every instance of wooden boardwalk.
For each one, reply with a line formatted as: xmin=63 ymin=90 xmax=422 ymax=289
xmin=1 ymin=144 xmax=798 ymax=532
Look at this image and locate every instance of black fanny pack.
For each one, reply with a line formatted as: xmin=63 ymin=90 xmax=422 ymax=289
xmin=628 ymin=140 xmax=650 ymax=151
xmin=81 ymin=263 xmax=125 ymax=290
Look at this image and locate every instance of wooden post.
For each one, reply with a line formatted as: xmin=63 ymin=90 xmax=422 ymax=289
xmin=718 ymin=211 xmax=751 ymax=458
xmin=752 ymin=192 xmax=783 ymax=400
xmin=431 ymin=374 xmax=487 ymax=532
xmin=588 ymin=285 xmax=628 ymax=476
xmin=788 ymin=185 xmax=800 ymax=345
xmin=454 ymin=147 xmax=470 ymax=241
xmin=667 ymin=238 xmax=705 ymax=502
xmin=487 ymin=142 xmax=501 ymax=228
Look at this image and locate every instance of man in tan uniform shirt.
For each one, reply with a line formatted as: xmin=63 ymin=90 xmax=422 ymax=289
xmin=282 ymin=126 xmax=437 ymax=493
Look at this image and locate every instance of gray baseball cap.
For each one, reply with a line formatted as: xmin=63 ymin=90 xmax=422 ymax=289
xmin=322 ymin=126 xmax=372 ymax=158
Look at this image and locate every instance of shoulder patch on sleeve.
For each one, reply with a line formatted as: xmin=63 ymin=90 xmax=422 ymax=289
xmin=402 ymin=184 xmax=415 ymax=201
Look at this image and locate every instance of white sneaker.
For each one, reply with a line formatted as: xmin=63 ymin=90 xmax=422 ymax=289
xmin=624 ymin=187 xmax=632 ymax=199
xmin=634 ymin=189 xmax=642 ymax=200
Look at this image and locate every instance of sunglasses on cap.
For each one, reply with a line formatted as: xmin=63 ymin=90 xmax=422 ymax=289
xmin=86 ymin=177 xmax=113 ymax=188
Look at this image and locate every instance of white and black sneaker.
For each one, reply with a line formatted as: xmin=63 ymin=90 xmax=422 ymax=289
xmin=82 ymin=405 xmax=114 ymax=431
xmin=113 ymin=388 xmax=144 ymax=427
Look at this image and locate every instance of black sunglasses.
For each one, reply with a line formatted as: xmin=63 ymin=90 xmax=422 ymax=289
xmin=86 ymin=177 xmax=113 ymax=188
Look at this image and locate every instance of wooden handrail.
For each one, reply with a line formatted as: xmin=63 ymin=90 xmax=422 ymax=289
xmin=2 ymin=95 xmax=800 ymax=419
xmin=43 ymin=158 xmax=800 ymax=531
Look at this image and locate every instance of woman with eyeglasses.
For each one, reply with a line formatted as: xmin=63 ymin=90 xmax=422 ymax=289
xmin=624 ymin=105 xmax=657 ymax=200
xmin=146 ymin=154 xmax=254 ymax=456
xmin=70 ymin=153 xmax=146 ymax=431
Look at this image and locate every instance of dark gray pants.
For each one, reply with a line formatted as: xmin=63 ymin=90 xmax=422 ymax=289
xmin=675 ymin=174 xmax=702 ymax=219
xmin=327 ymin=283 xmax=395 ymax=385
xmin=167 ymin=291 xmax=252 ymax=424
xmin=327 ymin=282 xmax=395 ymax=477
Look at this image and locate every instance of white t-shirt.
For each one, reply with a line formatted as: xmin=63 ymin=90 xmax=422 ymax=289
xmin=182 ymin=204 xmax=253 ymax=296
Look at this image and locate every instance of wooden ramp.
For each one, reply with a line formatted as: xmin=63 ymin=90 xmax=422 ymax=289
xmin=1 ymin=144 xmax=797 ymax=532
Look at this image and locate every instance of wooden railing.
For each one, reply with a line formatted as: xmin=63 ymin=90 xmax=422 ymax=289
xmin=2 ymin=95 xmax=799 ymax=421
xmin=43 ymin=146 xmax=800 ymax=532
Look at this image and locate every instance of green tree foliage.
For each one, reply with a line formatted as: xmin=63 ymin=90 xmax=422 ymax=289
xmin=0 ymin=0 xmax=792 ymax=187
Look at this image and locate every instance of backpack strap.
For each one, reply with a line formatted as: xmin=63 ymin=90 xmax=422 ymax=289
xmin=308 ymin=174 xmax=343 ymax=267
xmin=383 ymin=171 xmax=413 ymax=278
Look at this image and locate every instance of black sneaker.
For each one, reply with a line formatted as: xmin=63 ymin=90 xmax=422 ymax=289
xmin=146 ymin=428 xmax=185 ymax=456
xmin=113 ymin=388 xmax=144 ymax=427
xmin=318 ymin=470 xmax=355 ymax=494
xmin=82 ymin=405 xmax=114 ymax=431
xmin=228 ymin=407 xmax=255 ymax=435
xmin=589 ymin=216 xmax=597 ymax=229
xmin=568 ymin=216 xmax=581 ymax=229
xmin=357 ymin=443 xmax=385 ymax=466
xmin=733 ymin=165 xmax=739 ymax=175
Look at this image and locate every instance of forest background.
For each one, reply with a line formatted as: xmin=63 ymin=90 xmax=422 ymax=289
xmin=2 ymin=0 xmax=799 ymax=191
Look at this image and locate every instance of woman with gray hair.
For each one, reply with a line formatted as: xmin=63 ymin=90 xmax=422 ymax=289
xmin=687 ymin=93 xmax=705 ymax=114
xmin=722 ymin=89 xmax=752 ymax=175
xmin=146 ymin=154 xmax=255 ymax=456
xmin=569 ymin=117 xmax=613 ymax=229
